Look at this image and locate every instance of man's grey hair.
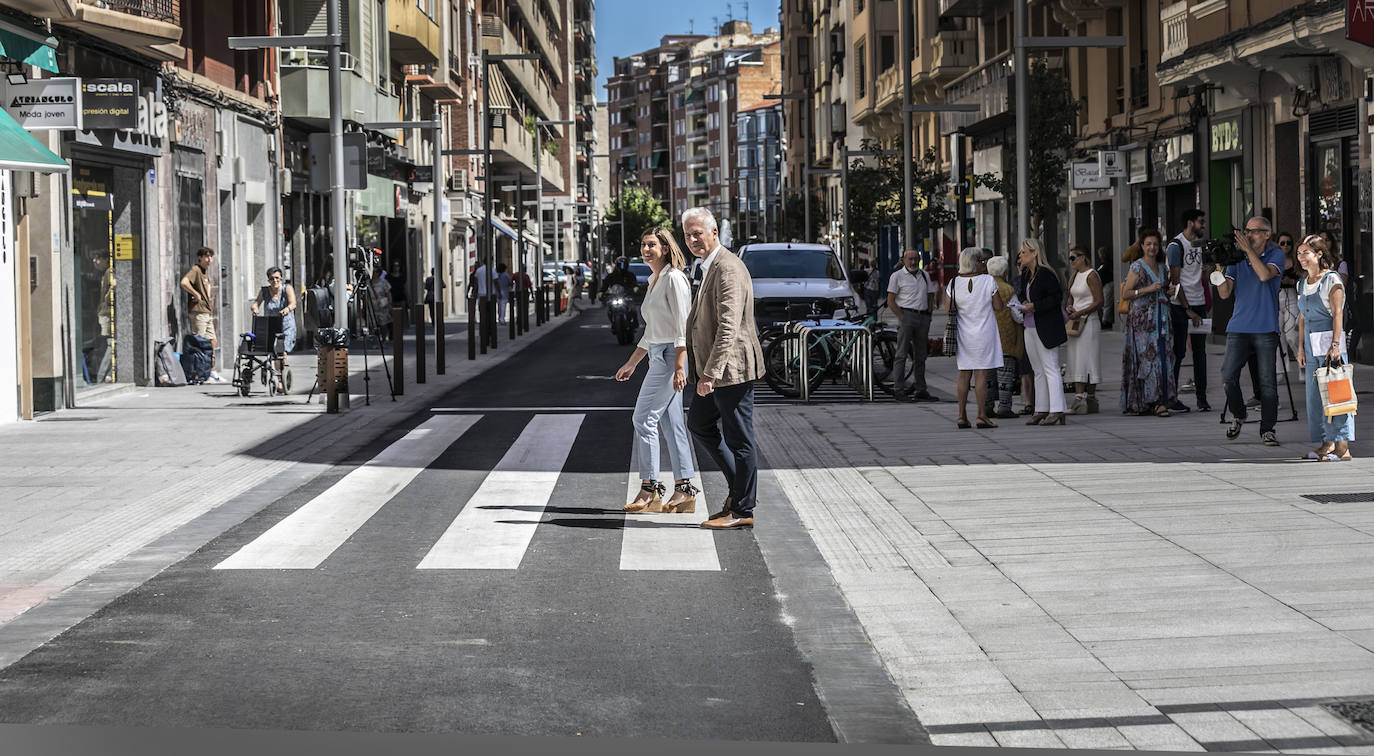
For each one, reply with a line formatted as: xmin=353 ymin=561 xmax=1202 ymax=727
xmin=681 ymin=206 xmax=718 ymax=232
xmin=958 ymin=246 xmax=983 ymax=275
xmin=1247 ymin=216 xmax=1272 ymax=232
xmin=986 ymin=255 xmax=1009 ymax=278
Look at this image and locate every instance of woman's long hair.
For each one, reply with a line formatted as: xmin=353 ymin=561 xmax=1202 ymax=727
xmin=642 ymin=226 xmax=687 ymax=271
xmin=1300 ymin=234 xmax=1338 ymax=271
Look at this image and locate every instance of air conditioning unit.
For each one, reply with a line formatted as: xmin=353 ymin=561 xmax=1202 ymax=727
xmin=450 ymin=169 xmax=468 ymax=192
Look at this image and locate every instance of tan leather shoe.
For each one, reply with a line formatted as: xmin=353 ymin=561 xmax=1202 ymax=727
xmin=701 ymin=511 xmax=754 ymax=529
xmin=704 ymin=497 xmax=733 ymax=520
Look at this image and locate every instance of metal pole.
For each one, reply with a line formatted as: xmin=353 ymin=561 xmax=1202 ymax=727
xmin=481 ymin=53 xmax=492 ymax=355
xmin=841 ymin=159 xmax=849 ymax=269
xmin=901 ymin=0 xmax=914 ymax=252
xmin=512 ymin=179 xmax=521 ymax=341
xmin=1015 ymin=0 xmax=1030 ymax=243
xmin=327 ymin=0 xmax=347 ymax=331
xmin=617 ymin=167 xmax=624 ymax=261
xmin=803 ymin=103 xmax=811 ymax=243
xmin=433 ymin=114 xmax=445 ymax=373
xmin=536 ymin=126 xmax=542 ymax=327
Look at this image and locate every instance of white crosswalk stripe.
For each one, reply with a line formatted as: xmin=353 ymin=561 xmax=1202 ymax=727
xmin=416 ymin=414 xmax=584 ymax=570
xmin=214 ymin=414 xmax=482 ymax=570
xmin=619 ymin=444 xmax=720 ymax=571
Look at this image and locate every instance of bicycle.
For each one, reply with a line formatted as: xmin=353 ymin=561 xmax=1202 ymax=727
xmin=763 ymin=309 xmax=909 ymax=397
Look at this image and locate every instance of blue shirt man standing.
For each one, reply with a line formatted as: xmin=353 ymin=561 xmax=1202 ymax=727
xmin=1217 ymin=216 xmax=1284 ymax=446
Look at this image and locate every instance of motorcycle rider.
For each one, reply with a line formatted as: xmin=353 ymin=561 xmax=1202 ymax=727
xmin=601 ymin=257 xmax=640 ymax=301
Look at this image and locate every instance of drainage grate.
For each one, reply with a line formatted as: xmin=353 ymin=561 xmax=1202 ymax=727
xmin=1325 ymin=699 xmax=1374 ymax=735
xmin=1302 ymin=492 xmax=1374 ymax=504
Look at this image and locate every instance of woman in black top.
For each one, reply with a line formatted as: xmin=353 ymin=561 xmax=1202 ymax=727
xmin=1015 ymin=238 xmax=1068 ymax=425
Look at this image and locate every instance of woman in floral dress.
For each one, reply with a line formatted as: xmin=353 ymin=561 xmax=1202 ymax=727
xmin=1120 ymin=228 xmax=1176 ymax=416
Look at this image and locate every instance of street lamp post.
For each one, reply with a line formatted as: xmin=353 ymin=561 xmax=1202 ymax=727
xmin=535 ymin=118 xmax=575 ymax=331
xmin=763 ymin=92 xmax=809 ymax=241
xmin=443 ymin=147 xmax=488 ymax=360
xmin=507 ymin=181 xmax=539 ymax=339
xmin=808 ymin=166 xmax=842 ymax=262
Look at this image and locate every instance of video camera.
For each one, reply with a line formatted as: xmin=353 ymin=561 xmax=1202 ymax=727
xmin=347 ymin=245 xmax=383 ymax=283
xmin=1199 ymin=230 xmax=1248 ymax=268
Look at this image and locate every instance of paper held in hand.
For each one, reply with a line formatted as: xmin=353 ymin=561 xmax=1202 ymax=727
xmin=1309 ymin=330 xmax=1346 ymax=357
xmin=1187 ymin=317 xmax=1212 ymax=334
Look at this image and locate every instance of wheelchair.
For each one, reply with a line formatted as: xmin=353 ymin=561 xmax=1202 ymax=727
xmin=232 ymin=315 xmax=293 ymax=397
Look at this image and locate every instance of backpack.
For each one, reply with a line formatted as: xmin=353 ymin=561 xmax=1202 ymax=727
xmin=181 ymin=334 xmax=213 ymax=384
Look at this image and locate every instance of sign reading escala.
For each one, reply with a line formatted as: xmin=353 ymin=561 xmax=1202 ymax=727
xmin=81 ymin=78 xmax=139 ymax=130
xmin=2 ymin=77 xmax=81 ymax=130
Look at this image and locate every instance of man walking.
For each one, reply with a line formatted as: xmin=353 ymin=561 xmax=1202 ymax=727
xmin=1218 ymin=216 xmax=1284 ymax=445
xmin=682 ymin=207 xmax=765 ymax=530
xmin=1167 ymin=209 xmax=1210 ymax=412
xmin=886 ymin=249 xmax=937 ymax=402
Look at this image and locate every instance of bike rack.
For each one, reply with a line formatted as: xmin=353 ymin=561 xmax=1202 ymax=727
xmin=791 ymin=320 xmax=873 ymax=403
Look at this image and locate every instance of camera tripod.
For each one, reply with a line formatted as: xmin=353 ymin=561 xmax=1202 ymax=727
xmin=1217 ymin=332 xmax=1299 ymax=424
xmin=305 ymin=269 xmax=396 ymax=406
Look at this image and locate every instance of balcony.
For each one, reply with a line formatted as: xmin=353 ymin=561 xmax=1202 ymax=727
xmin=1160 ymin=2 xmax=1189 ymax=62
xmin=388 ymin=0 xmax=441 ymax=64
xmin=280 ymin=49 xmax=401 ymax=129
xmin=482 ymin=15 xmax=561 ymax=121
xmin=941 ymin=51 xmax=1013 ymax=134
xmin=937 ymin=0 xmax=999 ymax=18
xmin=490 ymin=121 xmax=565 ymax=192
xmin=511 ymin=0 xmax=563 ymax=79
xmin=17 ymin=0 xmax=183 ymax=58
xmin=405 ymin=62 xmax=463 ymax=103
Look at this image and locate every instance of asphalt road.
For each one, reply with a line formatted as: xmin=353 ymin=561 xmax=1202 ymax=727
xmin=0 ymin=311 xmax=839 ymax=742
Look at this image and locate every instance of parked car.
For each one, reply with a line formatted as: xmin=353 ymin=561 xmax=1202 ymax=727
xmin=628 ymin=262 xmax=652 ymax=289
xmin=735 ymin=242 xmax=859 ymax=326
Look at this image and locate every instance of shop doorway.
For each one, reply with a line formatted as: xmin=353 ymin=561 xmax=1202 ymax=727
xmin=71 ymin=164 xmax=145 ymax=390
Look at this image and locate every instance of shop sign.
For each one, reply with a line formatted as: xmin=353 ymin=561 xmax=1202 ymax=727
xmin=2 ymin=77 xmax=81 ymax=130
xmin=1071 ymin=161 xmax=1110 ymax=190
xmin=71 ymin=90 xmax=168 ymax=156
xmin=1348 ymin=0 xmax=1374 ymax=48
xmin=81 ymin=78 xmax=138 ymax=130
xmin=1209 ymin=114 xmax=1242 ymax=159
xmin=172 ymin=100 xmax=212 ymax=150
xmin=114 ymin=234 xmax=139 ymax=260
xmin=1150 ymin=134 xmax=1195 ymax=186
xmin=1097 ymin=150 xmax=1125 ymax=178
xmin=394 ymin=185 xmax=408 ymax=217
xmin=1127 ymin=149 xmax=1149 ymax=184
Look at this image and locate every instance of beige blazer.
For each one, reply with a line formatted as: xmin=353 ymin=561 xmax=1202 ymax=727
xmin=686 ymin=248 xmax=765 ymax=386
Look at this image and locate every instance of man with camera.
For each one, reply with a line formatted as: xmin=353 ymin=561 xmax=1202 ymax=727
xmin=1215 ymin=217 xmax=1285 ymax=445
xmin=1167 ymin=210 xmax=1211 ymax=412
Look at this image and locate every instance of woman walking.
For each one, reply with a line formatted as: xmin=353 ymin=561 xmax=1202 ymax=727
xmin=1296 ymin=234 xmax=1354 ymax=461
xmin=1120 ymin=228 xmax=1176 ymax=416
xmin=985 ymin=255 xmax=1022 ymax=419
xmin=947 ymin=247 xmax=1005 ymax=428
xmin=1015 ymin=239 xmax=1068 ymax=425
xmin=1064 ymin=245 xmax=1104 ymax=414
xmin=614 ymin=227 xmax=698 ymax=512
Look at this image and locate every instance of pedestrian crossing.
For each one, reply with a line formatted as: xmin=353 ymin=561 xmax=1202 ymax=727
xmin=214 ymin=411 xmax=724 ymax=572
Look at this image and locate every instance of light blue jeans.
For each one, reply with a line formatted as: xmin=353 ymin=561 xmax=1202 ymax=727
xmin=634 ymin=343 xmax=694 ymax=482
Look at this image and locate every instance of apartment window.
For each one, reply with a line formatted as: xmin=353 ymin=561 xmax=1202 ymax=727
xmin=855 ymin=40 xmax=866 ymax=99
xmin=879 ymin=35 xmax=895 ymax=72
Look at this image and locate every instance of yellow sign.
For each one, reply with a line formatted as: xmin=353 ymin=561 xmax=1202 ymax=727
xmin=114 ymin=234 xmax=138 ymax=260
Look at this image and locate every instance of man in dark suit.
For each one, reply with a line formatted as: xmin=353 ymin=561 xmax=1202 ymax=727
xmin=682 ymin=207 xmax=766 ymax=529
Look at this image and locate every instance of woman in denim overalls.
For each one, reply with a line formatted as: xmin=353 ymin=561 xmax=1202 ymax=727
xmin=1295 ymin=234 xmax=1354 ymax=461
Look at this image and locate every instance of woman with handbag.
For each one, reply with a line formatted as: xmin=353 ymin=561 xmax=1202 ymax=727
xmin=946 ymin=247 xmax=1004 ymax=428
xmin=1064 ymin=245 xmax=1104 ymax=414
xmin=1120 ymin=228 xmax=1176 ymax=416
xmin=1015 ymin=239 xmax=1068 ymax=425
xmin=1295 ymin=234 xmax=1354 ymax=461
xmin=614 ymin=227 xmax=699 ymax=511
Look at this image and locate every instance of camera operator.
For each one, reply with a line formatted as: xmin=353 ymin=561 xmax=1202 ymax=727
xmin=1215 ymin=217 xmax=1285 ymax=446
xmin=1167 ymin=209 xmax=1210 ymax=412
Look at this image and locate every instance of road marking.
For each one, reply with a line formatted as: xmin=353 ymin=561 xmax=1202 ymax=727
xmin=417 ymin=414 xmax=584 ymax=570
xmin=620 ymin=438 xmax=720 ymax=571
xmin=214 ymin=414 xmax=482 ymax=570
xmin=432 ymin=406 xmax=634 ymax=412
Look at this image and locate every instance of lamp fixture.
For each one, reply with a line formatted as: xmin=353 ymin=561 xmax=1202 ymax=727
xmin=1292 ymin=88 xmax=1312 ymax=118
xmin=6 ymin=73 xmax=27 ymax=85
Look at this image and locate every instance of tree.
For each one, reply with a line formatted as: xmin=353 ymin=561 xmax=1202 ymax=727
xmin=778 ymin=190 xmax=824 ymax=243
xmin=975 ymin=58 xmax=1081 ymax=241
xmin=604 ymin=185 xmax=670 ymax=259
xmin=845 ymin=139 xmax=954 ymax=258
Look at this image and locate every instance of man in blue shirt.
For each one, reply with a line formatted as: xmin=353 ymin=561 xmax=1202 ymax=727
xmin=1216 ymin=216 xmax=1284 ymax=446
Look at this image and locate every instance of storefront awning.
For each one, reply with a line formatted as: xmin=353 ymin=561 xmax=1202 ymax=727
xmin=0 ymin=22 xmax=58 ymax=74
xmin=0 ymin=107 xmax=67 ymax=173
xmin=490 ymin=215 xmax=519 ymax=241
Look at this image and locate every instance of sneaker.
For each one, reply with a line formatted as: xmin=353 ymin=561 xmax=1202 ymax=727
xmin=1226 ymin=419 xmax=1243 ymax=440
xmin=208 ymin=371 xmax=227 ymax=384
xmin=913 ymin=391 xmax=940 ymax=402
xmin=1180 ymin=379 xmax=1195 ymax=393
xmin=1196 ymin=401 xmax=1212 ymax=412
xmin=1261 ymin=430 xmax=1280 ymax=446
xmin=1167 ymin=400 xmax=1191 ymax=414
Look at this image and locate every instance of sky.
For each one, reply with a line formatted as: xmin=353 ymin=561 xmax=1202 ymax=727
xmin=593 ymin=0 xmax=778 ymax=97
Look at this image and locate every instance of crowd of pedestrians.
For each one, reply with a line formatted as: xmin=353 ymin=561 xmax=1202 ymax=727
xmin=873 ymin=208 xmax=1355 ymax=457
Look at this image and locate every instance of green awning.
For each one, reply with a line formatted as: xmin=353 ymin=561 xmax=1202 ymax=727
xmin=0 ymin=25 xmax=58 ymax=74
xmin=0 ymin=107 xmax=67 ymax=173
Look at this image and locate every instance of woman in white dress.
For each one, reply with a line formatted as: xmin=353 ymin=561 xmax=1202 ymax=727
xmin=614 ymin=227 xmax=698 ymax=513
xmin=1064 ymin=244 xmax=1104 ymax=414
xmin=947 ymin=246 xmax=1005 ymax=429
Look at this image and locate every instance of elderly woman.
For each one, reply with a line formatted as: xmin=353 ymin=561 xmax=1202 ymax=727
xmin=985 ymin=255 xmax=1023 ymax=419
xmin=1295 ymin=234 xmax=1354 ymax=461
xmin=1015 ymin=239 xmax=1068 ymax=425
xmin=1064 ymin=244 xmax=1104 ymax=413
xmin=1120 ymin=228 xmax=1176 ymax=416
xmin=946 ymin=247 xmax=1004 ymax=429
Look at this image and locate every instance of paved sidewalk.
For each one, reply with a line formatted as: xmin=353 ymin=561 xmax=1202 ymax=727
xmin=0 ymin=311 xmax=580 ymax=661
xmin=756 ymin=317 xmax=1374 ymax=753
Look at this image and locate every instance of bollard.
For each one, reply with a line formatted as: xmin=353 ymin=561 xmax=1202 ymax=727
xmin=318 ymin=345 xmax=348 ymax=413
xmin=436 ymin=311 xmax=445 ymax=374
xmin=469 ymin=294 xmax=479 ymax=358
xmin=534 ymin=284 xmax=543 ymax=325
xmin=555 ymin=281 xmax=564 ymax=315
xmin=413 ymin=303 xmax=426 ymax=383
xmin=391 ymin=308 xmax=404 ymax=396
xmin=486 ymin=295 xmax=498 ymax=349
xmin=508 ymin=290 xmax=516 ymax=341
